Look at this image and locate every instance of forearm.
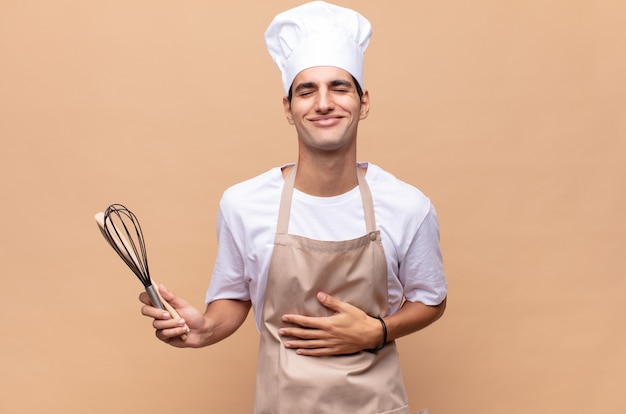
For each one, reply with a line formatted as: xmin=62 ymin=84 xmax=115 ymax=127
xmin=382 ymin=298 xmax=447 ymax=343
xmin=200 ymin=299 xmax=252 ymax=346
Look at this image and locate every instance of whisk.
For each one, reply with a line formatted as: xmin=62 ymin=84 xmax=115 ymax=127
xmin=95 ymin=204 xmax=188 ymax=340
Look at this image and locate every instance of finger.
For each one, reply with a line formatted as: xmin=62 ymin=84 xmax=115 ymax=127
xmin=141 ymin=304 xmax=170 ymax=319
xmin=282 ymin=314 xmax=326 ymax=329
xmin=316 ymin=291 xmax=344 ymax=313
xmin=285 ymin=341 xmax=343 ymax=357
xmin=279 ymin=327 xmax=329 ymax=340
xmin=294 ymin=348 xmax=333 ymax=357
xmin=154 ymin=325 xmax=189 ymax=343
xmin=155 ymin=328 xmax=173 ymax=342
xmin=139 ymin=291 xmax=170 ymax=315
xmin=156 ymin=325 xmax=190 ymax=344
xmin=138 ymin=291 xmax=151 ymax=306
xmin=153 ymin=316 xmax=186 ymax=331
xmin=284 ymin=338 xmax=333 ymax=350
xmin=296 ymin=345 xmax=348 ymax=356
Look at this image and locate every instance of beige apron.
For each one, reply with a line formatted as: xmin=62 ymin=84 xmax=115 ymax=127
xmin=253 ymin=165 xmax=409 ymax=414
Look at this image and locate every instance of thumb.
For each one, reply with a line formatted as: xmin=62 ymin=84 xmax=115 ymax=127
xmin=157 ymin=283 xmax=187 ymax=309
xmin=156 ymin=283 xmax=172 ymax=299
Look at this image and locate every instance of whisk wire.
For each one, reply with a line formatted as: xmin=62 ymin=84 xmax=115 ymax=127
xmin=101 ymin=204 xmax=163 ymax=310
xmin=105 ymin=205 xmax=148 ymax=283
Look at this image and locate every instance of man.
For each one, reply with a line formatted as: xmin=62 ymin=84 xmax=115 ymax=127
xmin=140 ymin=2 xmax=447 ymax=413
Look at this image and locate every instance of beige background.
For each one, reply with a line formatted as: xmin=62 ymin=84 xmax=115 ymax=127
xmin=1 ymin=0 xmax=624 ymax=413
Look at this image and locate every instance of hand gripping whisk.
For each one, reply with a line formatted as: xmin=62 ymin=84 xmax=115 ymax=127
xmin=95 ymin=204 xmax=188 ymax=340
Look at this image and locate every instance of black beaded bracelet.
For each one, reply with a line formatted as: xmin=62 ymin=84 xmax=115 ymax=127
xmin=365 ymin=315 xmax=387 ymax=353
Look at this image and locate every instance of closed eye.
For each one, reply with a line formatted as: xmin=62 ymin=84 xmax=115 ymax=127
xmin=329 ymin=80 xmax=354 ymax=93
xmin=294 ymin=82 xmax=317 ymax=97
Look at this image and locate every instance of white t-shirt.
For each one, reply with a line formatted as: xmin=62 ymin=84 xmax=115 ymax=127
xmin=206 ymin=162 xmax=447 ymax=330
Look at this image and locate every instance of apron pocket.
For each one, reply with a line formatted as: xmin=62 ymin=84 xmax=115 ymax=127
xmin=377 ymin=404 xmax=411 ymax=414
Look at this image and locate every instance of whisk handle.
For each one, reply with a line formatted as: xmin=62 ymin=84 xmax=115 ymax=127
xmin=151 ymin=282 xmax=189 ymax=341
xmin=145 ymin=284 xmax=165 ymax=310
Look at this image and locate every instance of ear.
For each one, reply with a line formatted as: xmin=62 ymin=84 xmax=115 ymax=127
xmin=359 ymin=90 xmax=370 ymax=120
xmin=283 ymin=96 xmax=295 ymax=125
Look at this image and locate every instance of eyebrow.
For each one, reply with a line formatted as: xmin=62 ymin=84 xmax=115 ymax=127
xmin=293 ymin=79 xmax=355 ymax=93
xmin=329 ymin=79 xmax=354 ymax=89
xmin=293 ymin=82 xmax=317 ymax=93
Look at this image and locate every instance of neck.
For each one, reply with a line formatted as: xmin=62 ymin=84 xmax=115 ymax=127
xmin=286 ymin=155 xmax=361 ymax=197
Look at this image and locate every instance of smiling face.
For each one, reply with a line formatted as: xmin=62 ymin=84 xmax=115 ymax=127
xmin=283 ymin=66 xmax=370 ymax=157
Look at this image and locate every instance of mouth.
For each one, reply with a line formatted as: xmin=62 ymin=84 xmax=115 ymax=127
xmin=309 ymin=116 xmax=343 ymax=127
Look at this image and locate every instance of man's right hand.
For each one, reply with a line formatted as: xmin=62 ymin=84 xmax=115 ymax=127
xmin=139 ymin=284 xmax=204 ymax=348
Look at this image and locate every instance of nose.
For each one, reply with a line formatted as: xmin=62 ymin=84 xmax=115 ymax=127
xmin=314 ymin=88 xmax=334 ymax=113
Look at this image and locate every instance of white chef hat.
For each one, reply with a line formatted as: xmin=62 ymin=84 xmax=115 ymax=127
xmin=264 ymin=1 xmax=372 ymax=95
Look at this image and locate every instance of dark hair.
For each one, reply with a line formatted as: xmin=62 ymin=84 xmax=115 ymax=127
xmin=287 ymin=75 xmax=364 ymax=104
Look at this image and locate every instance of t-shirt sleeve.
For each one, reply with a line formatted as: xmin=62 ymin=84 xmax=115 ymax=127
xmin=400 ymin=204 xmax=447 ymax=305
xmin=205 ymin=205 xmax=251 ymax=303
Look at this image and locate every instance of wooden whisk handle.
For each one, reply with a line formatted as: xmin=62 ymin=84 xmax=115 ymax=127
xmin=151 ymin=282 xmax=189 ymax=341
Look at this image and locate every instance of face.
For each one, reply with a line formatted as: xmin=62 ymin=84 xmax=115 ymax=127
xmin=283 ymin=66 xmax=369 ymax=155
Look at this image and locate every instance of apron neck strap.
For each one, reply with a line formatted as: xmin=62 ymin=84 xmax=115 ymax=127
xmin=277 ymin=164 xmax=377 ymax=234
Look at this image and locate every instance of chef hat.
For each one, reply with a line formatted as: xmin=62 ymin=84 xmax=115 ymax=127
xmin=264 ymin=1 xmax=372 ymax=95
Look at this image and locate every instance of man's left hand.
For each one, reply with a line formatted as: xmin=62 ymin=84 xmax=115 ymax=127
xmin=278 ymin=292 xmax=383 ymax=356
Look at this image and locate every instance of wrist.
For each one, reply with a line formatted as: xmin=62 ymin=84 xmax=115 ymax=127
xmin=364 ymin=315 xmax=387 ymax=353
